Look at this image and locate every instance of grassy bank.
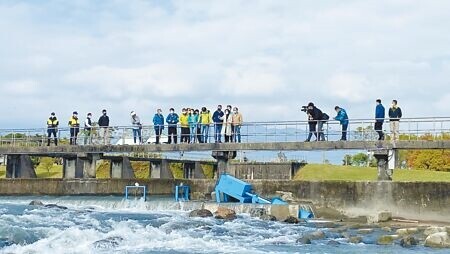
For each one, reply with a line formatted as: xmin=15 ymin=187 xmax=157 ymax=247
xmin=294 ymin=164 xmax=450 ymax=182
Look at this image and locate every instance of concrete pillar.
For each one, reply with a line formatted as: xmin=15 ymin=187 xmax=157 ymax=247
xmin=80 ymin=154 xmax=100 ymax=178
xmin=212 ymin=151 xmax=237 ymax=177
xmin=110 ymin=156 xmax=135 ymax=179
xmin=63 ymin=157 xmax=84 ymax=179
xmin=374 ymin=150 xmax=392 ymax=181
xmin=160 ymin=160 xmax=172 ymax=179
xmin=193 ymin=162 xmax=206 ymax=179
xmin=183 ymin=162 xmax=195 ymax=179
xmin=388 ymin=149 xmax=400 ymax=170
xmin=6 ymin=155 xmax=36 ymax=178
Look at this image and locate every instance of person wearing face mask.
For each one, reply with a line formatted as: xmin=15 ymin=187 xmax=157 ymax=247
xmin=84 ymin=113 xmax=93 ymax=145
xmin=68 ymin=111 xmax=80 ymax=145
xmin=166 ymin=108 xmax=179 ymax=144
xmin=199 ymin=107 xmax=211 ymax=143
xmin=188 ymin=108 xmax=199 ymax=143
xmin=388 ymin=100 xmax=402 ymax=142
xmin=131 ymin=111 xmax=142 ymax=144
xmin=231 ymin=107 xmax=243 ymax=143
xmin=47 ymin=112 xmax=59 ymax=146
xmin=98 ymin=109 xmax=110 ymax=145
xmin=153 ymin=109 xmax=164 ymax=144
xmin=212 ymin=105 xmax=224 ymax=143
xmin=195 ymin=109 xmax=202 ymax=143
xmin=179 ymin=108 xmax=190 ymax=143
xmin=222 ymin=109 xmax=233 ymax=143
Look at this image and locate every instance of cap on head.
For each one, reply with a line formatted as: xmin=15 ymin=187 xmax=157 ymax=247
xmin=73 ymin=111 xmax=78 ymax=115
xmin=334 ymin=106 xmax=340 ymax=110
xmin=308 ymin=102 xmax=314 ymax=107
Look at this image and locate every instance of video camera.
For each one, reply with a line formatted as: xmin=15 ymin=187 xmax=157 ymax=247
xmin=300 ymin=106 xmax=308 ymax=113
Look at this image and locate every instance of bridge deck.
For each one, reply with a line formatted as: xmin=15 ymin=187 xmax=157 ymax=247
xmin=0 ymin=140 xmax=449 ymax=155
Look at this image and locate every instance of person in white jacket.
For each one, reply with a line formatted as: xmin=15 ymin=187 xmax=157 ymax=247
xmin=221 ymin=109 xmax=233 ymax=143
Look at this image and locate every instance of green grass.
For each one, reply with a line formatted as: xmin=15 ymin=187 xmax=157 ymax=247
xmin=294 ymin=164 xmax=450 ymax=182
xmin=0 ymin=164 xmax=63 ymax=178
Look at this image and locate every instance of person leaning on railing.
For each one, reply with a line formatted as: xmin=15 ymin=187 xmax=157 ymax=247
xmin=333 ymin=106 xmax=349 ymax=141
xmin=388 ymin=99 xmax=402 ymax=142
xmin=47 ymin=112 xmax=59 ymax=146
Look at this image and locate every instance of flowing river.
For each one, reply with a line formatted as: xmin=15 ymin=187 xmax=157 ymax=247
xmin=0 ymin=196 xmax=446 ymax=254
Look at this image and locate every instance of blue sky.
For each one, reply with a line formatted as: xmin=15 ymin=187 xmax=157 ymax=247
xmin=1 ymin=0 xmax=449 ymax=130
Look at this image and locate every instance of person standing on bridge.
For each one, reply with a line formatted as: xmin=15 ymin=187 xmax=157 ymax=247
xmin=68 ymin=111 xmax=80 ymax=145
xmin=179 ymin=108 xmax=190 ymax=143
xmin=388 ymin=100 xmax=402 ymax=142
xmin=188 ymin=108 xmax=199 ymax=143
xmin=222 ymin=109 xmax=233 ymax=142
xmin=306 ymin=103 xmax=326 ymax=141
xmin=199 ymin=107 xmax=211 ymax=143
xmin=84 ymin=113 xmax=93 ymax=145
xmin=47 ymin=112 xmax=59 ymax=146
xmin=213 ymin=105 xmax=224 ymax=143
xmin=166 ymin=108 xmax=179 ymax=144
xmin=333 ymin=106 xmax=349 ymax=141
xmin=375 ymin=99 xmax=385 ymax=140
xmin=98 ymin=109 xmax=110 ymax=145
xmin=131 ymin=111 xmax=142 ymax=144
xmin=232 ymin=107 xmax=243 ymax=143
xmin=153 ymin=109 xmax=164 ymax=144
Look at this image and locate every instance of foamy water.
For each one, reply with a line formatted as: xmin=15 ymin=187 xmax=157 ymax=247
xmin=0 ymin=196 xmax=446 ymax=254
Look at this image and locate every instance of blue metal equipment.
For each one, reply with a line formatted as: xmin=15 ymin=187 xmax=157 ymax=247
xmin=175 ymin=184 xmax=190 ymax=201
xmin=125 ymin=185 xmax=147 ymax=201
xmin=214 ymin=174 xmax=287 ymax=205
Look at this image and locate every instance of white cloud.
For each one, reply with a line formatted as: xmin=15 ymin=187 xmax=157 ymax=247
xmin=326 ymin=73 xmax=370 ymax=103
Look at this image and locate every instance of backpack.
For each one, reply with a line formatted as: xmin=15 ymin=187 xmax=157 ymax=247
xmin=321 ymin=113 xmax=330 ymax=121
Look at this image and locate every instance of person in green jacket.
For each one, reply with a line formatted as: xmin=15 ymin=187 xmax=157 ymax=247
xmin=188 ymin=108 xmax=199 ymax=143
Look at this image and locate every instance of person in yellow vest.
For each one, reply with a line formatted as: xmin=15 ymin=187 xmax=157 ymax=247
xmin=179 ymin=108 xmax=190 ymax=143
xmin=198 ymin=107 xmax=211 ymax=143
xmin=68 ymin=111 xmax=80 ymax=145
xmin=47 ymin=112 xmax=59 ymax=146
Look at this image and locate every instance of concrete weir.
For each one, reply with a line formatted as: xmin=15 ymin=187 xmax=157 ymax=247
xmin=0 ymin=179 xmax=449 ymax=222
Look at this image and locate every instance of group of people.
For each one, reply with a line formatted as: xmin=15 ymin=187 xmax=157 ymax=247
xmin=304 ymin=99 xmax=402 ymax=142
xmin=46 ymin=110 xmax=110 ymax=146
xmin=46 ymin=100 xmax=403 ymax=146
xmin=46 ymin=106 xmax=244 ymax=146
xmin=143 ymin=105 xmax=243 ymax=145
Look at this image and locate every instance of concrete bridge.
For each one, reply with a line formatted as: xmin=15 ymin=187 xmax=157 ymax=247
xmin=1 ymin=117 xmax=449 ymax=181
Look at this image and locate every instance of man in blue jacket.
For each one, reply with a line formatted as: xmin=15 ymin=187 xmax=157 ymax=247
xmin=333 ymin=106 xmax=349 ymax=141
xmin=153 ymin=109 xmax=164 ymax=144
xmin=375 ymin=99 xmax=385 ymax=140
xmin=212 ymin=105 xmax=224 ymax=143
xmin=166 ymin=108 xmax=179 ymax=144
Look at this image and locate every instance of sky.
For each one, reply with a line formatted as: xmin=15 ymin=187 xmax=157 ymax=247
xmin=1 ymin=0 xmax=450 ymax=129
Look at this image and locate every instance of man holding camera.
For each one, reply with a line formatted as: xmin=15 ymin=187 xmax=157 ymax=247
xmin=304 ymin=102 xmax=326 ymax=142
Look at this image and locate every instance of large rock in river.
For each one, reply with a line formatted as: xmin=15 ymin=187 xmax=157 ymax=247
xmin=189 ymin=209 xmax=213 ymax=218
xmin=424 ymin=232 xmax=450 ymax=248
xmin=214 ymin=207 xmax=237 ymax=221
xmin=29 ymin=200 xmax=44 ymax=206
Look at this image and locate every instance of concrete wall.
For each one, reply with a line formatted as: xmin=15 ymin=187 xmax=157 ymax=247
xmin=0 ymin=179 xmax=449 ymax=222
xmin=229 ymin=162 xmax=305 ymax=180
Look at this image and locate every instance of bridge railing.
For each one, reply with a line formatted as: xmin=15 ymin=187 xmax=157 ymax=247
xmin=0 ymin=117 xmax=449 ymax=147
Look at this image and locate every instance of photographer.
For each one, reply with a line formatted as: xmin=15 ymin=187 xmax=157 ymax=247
xmin=304 ymin=102 xmax=326 ymax=141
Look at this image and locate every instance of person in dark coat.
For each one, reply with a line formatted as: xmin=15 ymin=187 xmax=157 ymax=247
xmin=98 ymin=109 xmax=110 ymax=145
xmin=375 ymin=99 xmax=385 ymax=140
xmin=388 ymin=100 xmax=402 ymax=141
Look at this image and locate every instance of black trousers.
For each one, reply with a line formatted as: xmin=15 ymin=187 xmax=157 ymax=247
xmin=47 ymin=129 xmax=57 ymax=146
xmin=181 ymin=127 xmax=190 ymax=143
xmin=375 ymin=122 xmax=384 ymax=140
xmin=168 ymin=126 xmax=177 ymax=144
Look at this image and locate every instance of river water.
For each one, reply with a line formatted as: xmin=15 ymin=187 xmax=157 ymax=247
xmin=0 ymin=196 xmax=446 ymax=254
